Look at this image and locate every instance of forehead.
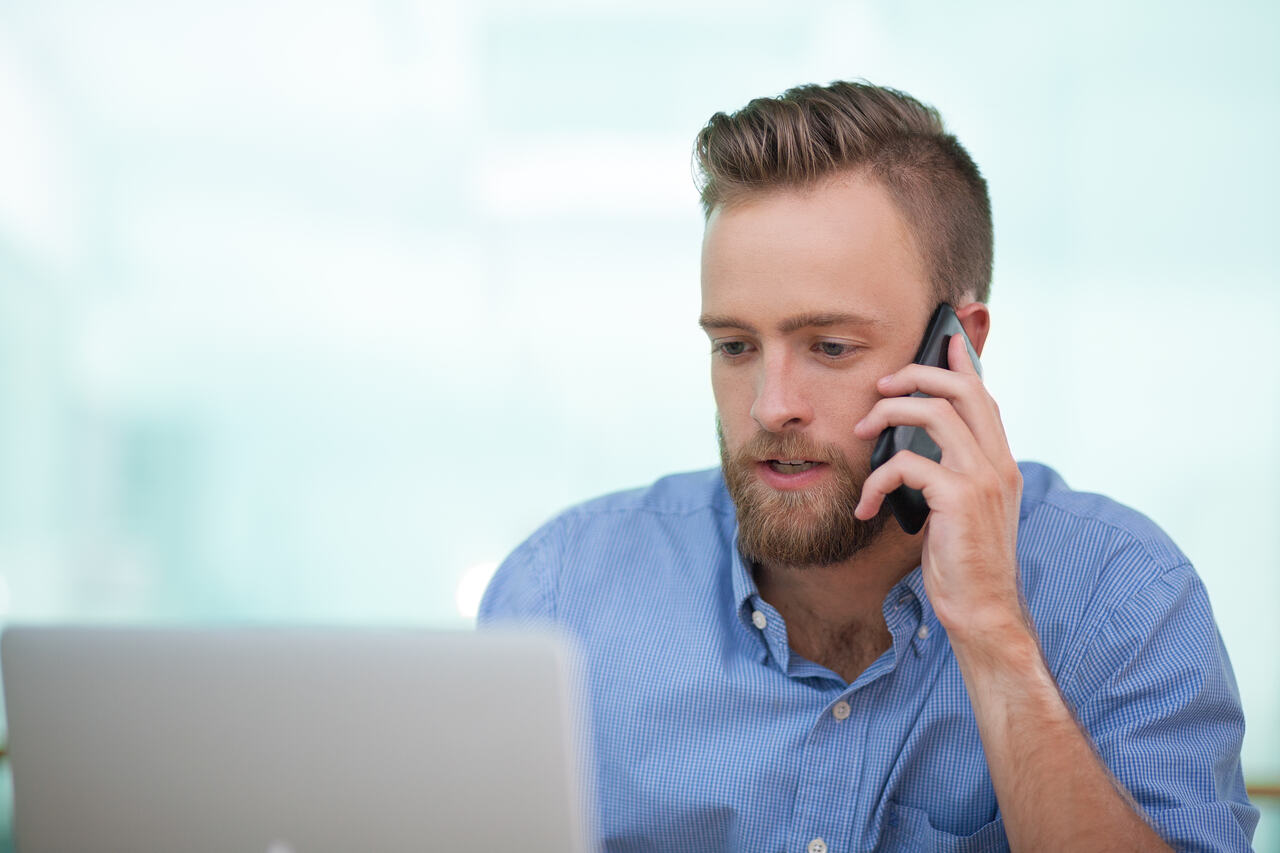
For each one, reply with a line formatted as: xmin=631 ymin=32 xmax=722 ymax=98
xmin=699 ymin=175 xmax=931 ymax=332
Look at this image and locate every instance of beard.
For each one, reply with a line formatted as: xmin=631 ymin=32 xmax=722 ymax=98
xmin=718 ymin=419 xmax=889 ymax=568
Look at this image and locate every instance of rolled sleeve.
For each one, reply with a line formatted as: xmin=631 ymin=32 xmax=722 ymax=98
xmin=1068 ymin=563 xmax=1258 ymax=851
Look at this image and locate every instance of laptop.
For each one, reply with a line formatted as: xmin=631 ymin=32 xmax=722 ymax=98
xmin=1 ymin=626 xmax=594 ymax=853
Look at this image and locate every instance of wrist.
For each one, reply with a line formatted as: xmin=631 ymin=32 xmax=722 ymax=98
xmin=947 ymin=613 xmax=1047 ymax=691
xmin=939 ymin=599 xmax=1035 ymax=656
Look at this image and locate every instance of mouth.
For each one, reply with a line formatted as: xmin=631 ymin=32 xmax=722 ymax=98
xmin=765 ymin=459 xmax=823 ymax=474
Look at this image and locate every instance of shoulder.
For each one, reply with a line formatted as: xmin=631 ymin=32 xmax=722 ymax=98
xmin=479 ymin=467 xmax=735 ymax=624
xmin=1017 ymin=461 xmax=1188 ymax=577
xmin=1013 ymin=462 xmax=1205 ymax=681
xmin=1016 ymin=461 xmax=1193 ymax=620
xmin=554 ymin=466 xmax=735 ymax=524
xmin=504 ymin=466 xmax=733 ymax=557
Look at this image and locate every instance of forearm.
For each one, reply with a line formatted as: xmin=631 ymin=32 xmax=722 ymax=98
xmin=950 ymin=618 xmax=1172 ymax=853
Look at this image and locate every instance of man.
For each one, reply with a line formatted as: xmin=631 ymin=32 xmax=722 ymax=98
xmin=479 ymin=81 xmax=1257 ymax=851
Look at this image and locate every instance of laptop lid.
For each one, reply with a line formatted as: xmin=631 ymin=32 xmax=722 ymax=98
xmin=2 ymin=626 xmax=593 ymax=853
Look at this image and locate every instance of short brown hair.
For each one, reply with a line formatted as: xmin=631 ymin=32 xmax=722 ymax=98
xmin=694 ymin=81 xmax=993 ymax=305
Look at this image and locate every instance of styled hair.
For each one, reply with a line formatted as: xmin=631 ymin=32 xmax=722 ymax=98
xmin=694 ymin=81 xmax=993 ymax=305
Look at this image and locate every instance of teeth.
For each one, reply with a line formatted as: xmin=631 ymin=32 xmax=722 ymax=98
xmin=770 ymin=460 xmax=816 ymax=473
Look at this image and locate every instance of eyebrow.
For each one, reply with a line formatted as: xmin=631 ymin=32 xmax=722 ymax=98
xmin=697 ymin=311 xmax=882 ymax=335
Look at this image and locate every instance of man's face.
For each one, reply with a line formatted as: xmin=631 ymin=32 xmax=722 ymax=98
xmin=700 ymin=174 xmax=934 ymax=567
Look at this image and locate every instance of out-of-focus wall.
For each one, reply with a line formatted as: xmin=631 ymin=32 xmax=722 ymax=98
xmin=0 ymin=1 xmax=1275 ymax=847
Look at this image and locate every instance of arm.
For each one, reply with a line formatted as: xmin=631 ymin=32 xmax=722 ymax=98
xmin=948 ymin=609 xmax=1171 ymax=851
xmin=852 ymin=331 xmax=1171 ymax=852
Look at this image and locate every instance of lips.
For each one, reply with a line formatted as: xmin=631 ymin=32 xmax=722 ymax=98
xmin=767 ymin=459 xmax=820 ymax=473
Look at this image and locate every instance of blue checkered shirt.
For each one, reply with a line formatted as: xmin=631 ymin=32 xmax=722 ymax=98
xmin=479 ymin=462 xmax=1257 ymax=852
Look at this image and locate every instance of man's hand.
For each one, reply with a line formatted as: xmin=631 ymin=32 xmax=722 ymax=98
xmin=851 ymin=331 xmax=1024 ymax=644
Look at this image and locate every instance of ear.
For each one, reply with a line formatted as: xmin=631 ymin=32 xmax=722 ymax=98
xmin=953 ymin=302 xmax=991 ymax=356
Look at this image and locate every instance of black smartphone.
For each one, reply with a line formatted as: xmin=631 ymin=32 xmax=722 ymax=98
xmin=869 ymin=303 xmax=983 ymax=534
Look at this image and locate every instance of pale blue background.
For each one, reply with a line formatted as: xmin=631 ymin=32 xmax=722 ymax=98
xmin=0 ymin=0 xmax=1275 ymax=847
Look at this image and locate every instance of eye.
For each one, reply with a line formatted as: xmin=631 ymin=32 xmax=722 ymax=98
xmin=712 ymin=340 xmax=752 ymax=358
xmin=815 ymin=340 xmax=858 ymax=358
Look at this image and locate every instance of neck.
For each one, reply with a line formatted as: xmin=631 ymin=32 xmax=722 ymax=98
xmin=752 ymin=523 xmax=922 ymax=681
xmin=754 ymin=522 xmax=922 ymax=623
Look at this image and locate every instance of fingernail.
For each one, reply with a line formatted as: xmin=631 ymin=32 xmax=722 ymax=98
xmin=878 ymin=374 xmax=893 ymax=386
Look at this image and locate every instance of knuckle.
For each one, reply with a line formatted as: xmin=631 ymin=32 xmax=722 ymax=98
xmin=1004 ymin=464 xmax=1023 ymax=491
xmin=890 ymin=448 xmax=918 ymax=469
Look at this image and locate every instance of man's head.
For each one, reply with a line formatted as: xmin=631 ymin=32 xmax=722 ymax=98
xmin=695 ymin=80 xmax=992 ymax=307
xmin=696 ymin=81 xmax=992 ymax=568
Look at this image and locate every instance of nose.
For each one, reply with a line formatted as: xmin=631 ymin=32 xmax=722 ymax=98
xmin=750 ymin=351 xmax=812 ymax=433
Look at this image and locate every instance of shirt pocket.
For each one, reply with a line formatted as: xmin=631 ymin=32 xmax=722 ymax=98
xmin=877 ymin=802 xmax=1009 ymax=852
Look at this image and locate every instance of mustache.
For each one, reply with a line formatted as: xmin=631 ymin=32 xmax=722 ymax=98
xmin=734 ymin=431 xmax=834 ymax=464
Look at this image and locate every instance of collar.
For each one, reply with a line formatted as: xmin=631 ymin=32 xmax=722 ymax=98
xmin=728 ymin=520 xmax=942 ymax=678
xmin=729 ymin=522 xmax=797 ymax=669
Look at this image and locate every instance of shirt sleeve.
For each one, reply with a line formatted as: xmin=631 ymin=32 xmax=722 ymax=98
xmin=1065 ymin=561 xmax=1259 ymax=851
xmin=477 ymin=520 xmax=559 ymax=627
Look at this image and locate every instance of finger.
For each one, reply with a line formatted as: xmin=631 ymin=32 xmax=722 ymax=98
xmin=946 ymin=331 xmax=979 ymax=376
xmin=874 ymin=364 xmax=1012 ymax=466
xmin=852 ymin=395 xmax=985 ymax=472
xmin=875 ymin=361 xmax=981 ymax=403
xmin=875 ymin=334 xmax=979 ymax=397
xmin=855 ymin=449 xmax=959 ymax=520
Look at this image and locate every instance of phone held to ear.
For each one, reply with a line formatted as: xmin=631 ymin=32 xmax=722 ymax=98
xmin=870 ymin=303 xmax=983 ymax=535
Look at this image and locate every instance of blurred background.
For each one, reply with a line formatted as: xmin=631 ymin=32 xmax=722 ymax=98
xmin=0 ymin=0 xmax=1276 ymax=848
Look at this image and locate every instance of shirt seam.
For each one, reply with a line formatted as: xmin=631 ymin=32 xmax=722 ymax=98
xmin=1031 ymin=496 xmax=1182 ymax=567
xmin=531 ymin=498 xmax=735 ymax=618
xmin=1021 ymin=496 xmax=1193 ymax=700
xmin=1056 ymin=557 xmax=1197 ymax=702
xmin=515 ymin=517 xmax=564 ymax=622
xmin=558 ymin=498 xmax=736 ymax=522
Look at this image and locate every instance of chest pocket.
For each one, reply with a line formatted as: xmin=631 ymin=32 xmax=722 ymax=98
xmin=876 ymin=802 xmax=1008 ymax=852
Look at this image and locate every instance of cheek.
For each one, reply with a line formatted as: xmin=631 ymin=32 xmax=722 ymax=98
xmin=817 ymin=368 xmax=882 ymax=421
xmin=710 ymin=368 xmax=749 ymax=416
xmin=816 ymin=378 xmax=886 ymax=460
xmin=850 ymin=385 xmax=885 ymax=422
xmin=710 ymin=373 xmax=763 ymax=457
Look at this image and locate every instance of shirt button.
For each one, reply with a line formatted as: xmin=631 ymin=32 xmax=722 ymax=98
xmin=831 ymin=701 xmax=851 ymax=721
xmin=751 ymin=610 xmax=767 ymax=630
xmin=917 ymin=625 xmax=930 ymax=640
xmin=807 ymin=838 xmax=828 ymax=853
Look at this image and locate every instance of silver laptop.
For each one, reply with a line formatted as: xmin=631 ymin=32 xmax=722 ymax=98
xmin=1 ymin=626 xmax=593 ymax=853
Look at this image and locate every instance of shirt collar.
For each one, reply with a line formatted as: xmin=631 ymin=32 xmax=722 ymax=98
xmin=729 ymin=524 xmax=758 ymax=616
xmin=730 ymin=521 xmax=938 ymax=612
xmin=727 ymin=517 xmax=944 ymax=667
xmin=728 ymin=525 xmax=773 ymax=662
xmin=892 ymin=564 xmax=937 ymax=625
